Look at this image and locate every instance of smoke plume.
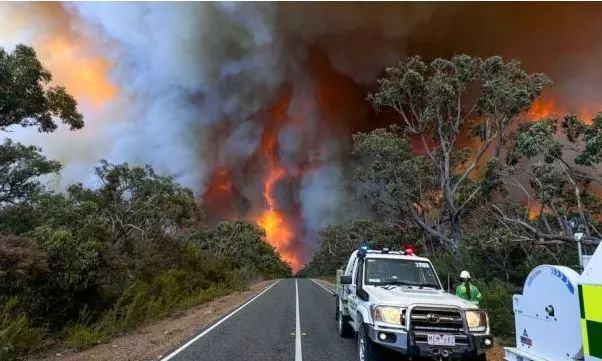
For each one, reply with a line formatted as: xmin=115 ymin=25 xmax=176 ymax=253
xmin=2 ymin=2 xmax=602 ymax=270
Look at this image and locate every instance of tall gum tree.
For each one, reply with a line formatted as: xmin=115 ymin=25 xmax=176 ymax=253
xmin=364 ymin=55 xmax=549 ymax=249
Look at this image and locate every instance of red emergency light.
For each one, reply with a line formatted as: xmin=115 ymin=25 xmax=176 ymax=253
xmin=404 ymin=246 xmax=415 ymax=256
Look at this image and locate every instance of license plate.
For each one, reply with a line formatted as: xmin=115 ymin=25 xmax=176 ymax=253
xmin=427 ymin=334 xmax=456 ymax=346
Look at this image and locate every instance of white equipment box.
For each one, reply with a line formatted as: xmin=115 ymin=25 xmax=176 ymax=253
xmin=504 ymin=265 xmax=583 ymax=361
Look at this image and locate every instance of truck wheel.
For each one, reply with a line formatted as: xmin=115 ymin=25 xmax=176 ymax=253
xmin=357 ymin=324 xmax=379 ymax=361
xmin=337 ymin=311 xmax=353 ymax=337
xmin=335 ymin=296 xmax=352 ymax=337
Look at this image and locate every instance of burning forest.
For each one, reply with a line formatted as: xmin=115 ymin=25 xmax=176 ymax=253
xmin=2 ymin=3 xmax=602 ymax=272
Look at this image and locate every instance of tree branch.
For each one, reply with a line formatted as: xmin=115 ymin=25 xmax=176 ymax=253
xmin=451 ymin=130 xmax=499 ymax=195
xmin=456 ymin=185 xmax=481 ymax=215
xmin=491 ymin=204 xmax=598 ymax=244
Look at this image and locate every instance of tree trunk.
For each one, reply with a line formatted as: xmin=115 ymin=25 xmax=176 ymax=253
xmin=450 ymin=215 xmax=462 ymax=249
xmin=493 ymin=120 xmax=506 ymax=159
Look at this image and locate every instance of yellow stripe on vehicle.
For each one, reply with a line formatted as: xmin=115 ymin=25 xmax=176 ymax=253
xmin=582 ymin=319 xmax=590 ymax=355
xmin=583 ymin=285 xmax=602 ymax=323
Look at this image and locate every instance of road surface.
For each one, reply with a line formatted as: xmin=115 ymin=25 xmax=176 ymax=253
xmin=159 ymin=278 xmax=362 ymax=361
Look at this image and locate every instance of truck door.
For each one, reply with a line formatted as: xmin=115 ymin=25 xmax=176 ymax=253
xmin=348 ymin=258 xmax=359 ymax=322
xmin=341 ymin=256 xmax=355 ymax=301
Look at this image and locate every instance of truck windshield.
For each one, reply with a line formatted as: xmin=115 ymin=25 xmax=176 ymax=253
xmin=363 ymin=258 xmax=441 ymax=288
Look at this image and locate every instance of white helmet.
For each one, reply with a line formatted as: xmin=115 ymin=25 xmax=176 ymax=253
xmin=460 ymin=270 xmax=471 ymax=279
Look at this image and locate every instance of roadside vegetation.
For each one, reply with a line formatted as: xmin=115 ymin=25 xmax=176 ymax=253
xmin=0 ymin=45 xmax=291 ymax=361
xmin=299 ymin=55 xmax=602 ymax=340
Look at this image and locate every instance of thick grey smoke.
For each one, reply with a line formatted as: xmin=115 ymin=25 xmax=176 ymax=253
xmin=66 ymin=2 xmax=289 ymax=190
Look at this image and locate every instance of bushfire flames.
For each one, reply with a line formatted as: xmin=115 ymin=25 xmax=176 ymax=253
xmin=254 ymin=96 xmax=300 ymax=272
xmin=202 ymin=89 xmax=304 ymax=272
xmin=256 ymin=165 xmax=297 ymax=270
xmin=526 ymin=98 xmax=598 ymax=124
xmin=201 ymin=52 xmax=368 ymax=273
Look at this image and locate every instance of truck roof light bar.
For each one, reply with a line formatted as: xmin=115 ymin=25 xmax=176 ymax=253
xmin=357 ymin=248 xmax=408 ymax=256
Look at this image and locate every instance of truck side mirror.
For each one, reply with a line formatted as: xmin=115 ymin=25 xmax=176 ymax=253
xmin=340 ymin=275 xmax=352 ymax=285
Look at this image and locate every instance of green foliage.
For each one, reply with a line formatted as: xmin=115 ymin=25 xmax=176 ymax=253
xmin=186 ymin=220 xmax=292 ymax=279
xmin=0 ymin=298 xmax=46 ymax=361
xmin=66 ymin=268 xmax=243 ymax=351
xmin=352 ymin=126 xmax=436 ymax=222
xmin=0 ymin=139 xmax=61 ymax=206
xmin=510 ymin=119 xmax=559 ymax=161
xmin=29 ymin=227 xmax=103 ymax=291
xmin=0 ymin=44 xmax=83 ymax=132
xmin=478 ymin=56 xmax=550 ymax=121
xmin=479 ymin=279 xmax=518 ymax=339
xmin=65 ymin=325 xmax=103 ymax=351
xmin=0 ymin=160 xmax=289 ymax=359
xmin=575 ymin=113 xmax=602 ymax=166
xmin=501 ymin=113 xmax=602 ymax=245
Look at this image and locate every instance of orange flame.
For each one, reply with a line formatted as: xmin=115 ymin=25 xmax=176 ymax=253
xmin=255 ymin=111 xmax=300 ymax=271
xmin=526 ymin=99 xmax=560 ymax=120
xmin=527 ymin=202 xmax=541 ymax=220
xmin=526 ymin=99 xmax=598 ymax=124
xmin=527 ymin=201 xmax=555 ymax=221
xmin=256 ymin=164 xmax=298 ymax=270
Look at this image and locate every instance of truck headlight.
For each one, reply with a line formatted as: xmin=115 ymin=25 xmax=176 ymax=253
xmin=465 ymin=310 xmax=488 ymax=332
xmin=371 ymin=306 xmax=406 ymax=326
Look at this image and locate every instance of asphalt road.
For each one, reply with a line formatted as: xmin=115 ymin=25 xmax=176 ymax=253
xmin=160 ymin=278 xmax=359 ymax=361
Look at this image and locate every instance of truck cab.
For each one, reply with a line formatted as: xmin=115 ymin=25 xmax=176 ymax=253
xmin=335 ymin=246 xmax=493 ymax=361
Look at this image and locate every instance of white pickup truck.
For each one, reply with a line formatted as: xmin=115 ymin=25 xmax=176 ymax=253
xmin=335 ymin=246 xmax=493 ymax=361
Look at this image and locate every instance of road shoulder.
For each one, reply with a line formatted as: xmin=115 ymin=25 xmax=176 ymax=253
xmin=28 ymin=280 xmax=276 ymax=361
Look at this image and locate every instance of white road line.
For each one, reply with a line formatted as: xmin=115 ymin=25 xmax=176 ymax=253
xmin=160 ymin=279 xmax=282 ymax=361
xmin=310 ymin=279 xmax=335 ymax=294
xmin=295 ymin=279 xmax=303 ymax=361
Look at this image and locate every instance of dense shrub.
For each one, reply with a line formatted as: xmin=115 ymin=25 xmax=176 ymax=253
xmin=0 ymin=298 xmax=47 ymax=361
xmin=0 ymin=163 xmax=290 ymax=360
xmin=0 ymin=234 xmax=48 ymax=297
xmin=480 ymin=279 xmax=520 ymax=340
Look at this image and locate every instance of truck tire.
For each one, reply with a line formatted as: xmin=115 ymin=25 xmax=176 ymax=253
xmin=357 ymin=323 xmax=379 ymax=361
xmin=336 ymin=297 xmax=353 ymax=337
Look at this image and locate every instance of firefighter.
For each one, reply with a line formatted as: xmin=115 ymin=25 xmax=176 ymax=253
xmin=455 ymin=270 xmax=482 ymax=305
